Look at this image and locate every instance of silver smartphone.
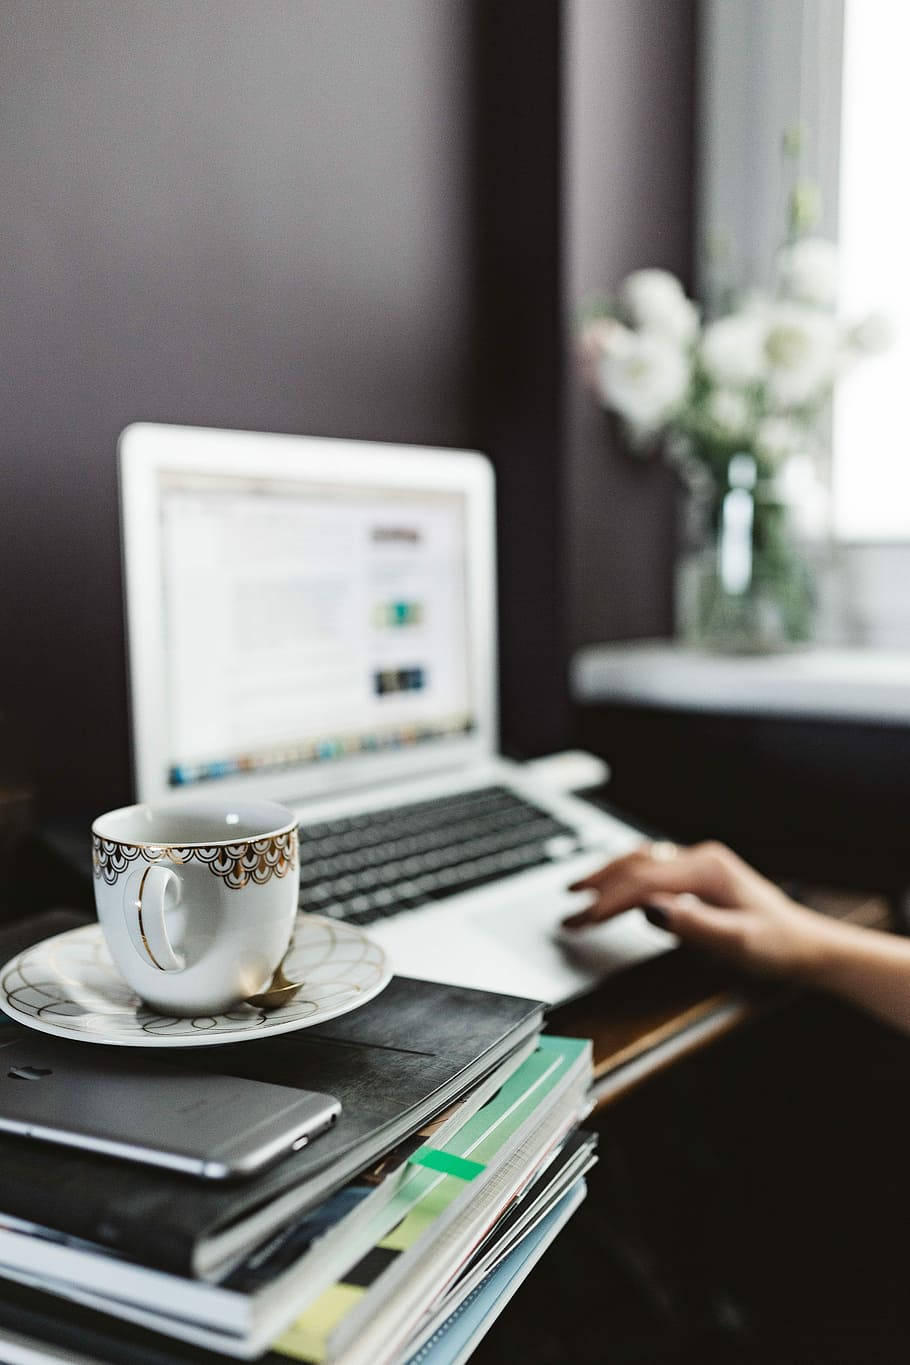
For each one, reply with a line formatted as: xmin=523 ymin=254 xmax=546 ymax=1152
xmin=0 ymin=1038 xmax=340 ymax=1180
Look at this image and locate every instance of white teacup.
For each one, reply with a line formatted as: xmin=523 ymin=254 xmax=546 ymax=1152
xmin=92 ymin=800 xmax=299 ymax=1017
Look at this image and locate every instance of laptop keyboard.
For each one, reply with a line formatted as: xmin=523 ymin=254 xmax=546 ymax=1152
xmin=297 ymin=785 xmax=579 ymax=926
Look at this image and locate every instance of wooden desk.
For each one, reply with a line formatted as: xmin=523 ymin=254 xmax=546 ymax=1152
xmin=551 ymin=886 xmax=892 ymax=1109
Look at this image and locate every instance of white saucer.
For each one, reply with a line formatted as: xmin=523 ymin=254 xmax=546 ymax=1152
xmin=0 ymin=915 xmax=391 ymax=1047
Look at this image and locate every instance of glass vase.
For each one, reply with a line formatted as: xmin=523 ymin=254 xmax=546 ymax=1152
xmin=677 ymin=453 xmax=816 ymax=653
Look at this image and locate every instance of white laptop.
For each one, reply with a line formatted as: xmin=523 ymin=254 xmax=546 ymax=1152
xmin=118 ymin=424 xmax=671 ymax=1003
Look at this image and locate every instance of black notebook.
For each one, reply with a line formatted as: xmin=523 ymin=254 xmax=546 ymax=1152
xmin=0 ymin=975 xmax=542 ymax=1277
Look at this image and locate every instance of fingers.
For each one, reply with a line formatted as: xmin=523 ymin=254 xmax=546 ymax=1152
xmin=564 ymin=840 xmax=746 ymax=929
xmin=643 ymin=892 xmax=746 ymax=957
xmin=562 ymin=869 xmax=668 ymax=927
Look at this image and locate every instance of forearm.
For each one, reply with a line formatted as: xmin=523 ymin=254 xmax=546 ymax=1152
xmin=801 ymin=917 xmax=910 ymax=1034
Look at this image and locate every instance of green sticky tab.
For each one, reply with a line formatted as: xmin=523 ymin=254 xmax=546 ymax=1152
xmin=408 ymin=1148 xmax=485 ymax=1181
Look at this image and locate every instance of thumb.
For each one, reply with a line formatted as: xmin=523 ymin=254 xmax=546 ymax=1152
xmin=646 ymin=892 xmax=745 ymax=957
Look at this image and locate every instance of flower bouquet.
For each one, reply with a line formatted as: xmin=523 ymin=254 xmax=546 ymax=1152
xmin=580 ymin=214 xmax=890 ymax=650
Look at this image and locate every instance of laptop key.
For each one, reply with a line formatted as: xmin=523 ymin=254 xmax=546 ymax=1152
xmin=298 ymin=783 xmax=578 ymax=925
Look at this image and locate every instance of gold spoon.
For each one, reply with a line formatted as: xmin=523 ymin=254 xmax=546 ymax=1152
xmin=247 ymin=956 xmax=306 ymax=1010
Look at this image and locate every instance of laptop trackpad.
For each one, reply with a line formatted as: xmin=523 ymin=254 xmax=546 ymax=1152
xmin=469 ymin=893 xmax=673 ymax=982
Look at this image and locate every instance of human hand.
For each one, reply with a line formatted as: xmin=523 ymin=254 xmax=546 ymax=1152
xmin=562 ymin=840 xmax=836 ymax=982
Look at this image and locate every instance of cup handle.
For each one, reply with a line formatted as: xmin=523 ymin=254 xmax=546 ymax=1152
xmin=123 ymin=865 xmax=184 ymax=972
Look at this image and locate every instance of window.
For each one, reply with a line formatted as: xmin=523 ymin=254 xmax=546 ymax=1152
xmin=832 ymin=0 xmax=910 ymax=540
xmin=700 ymin=0 xmax=910 ymax=543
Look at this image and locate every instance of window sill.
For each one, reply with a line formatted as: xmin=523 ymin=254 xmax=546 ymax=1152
xmin=571 ymin=639 xmax=910 ymax=725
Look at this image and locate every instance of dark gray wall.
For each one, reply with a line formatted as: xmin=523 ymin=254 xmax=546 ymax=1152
xmin=0 ymin=0 xmax=477 ymax=815
xmin=0 ymin=0 xmax=696 ymax=818
xmin=565 ymin=0 xmax=696 ymax=648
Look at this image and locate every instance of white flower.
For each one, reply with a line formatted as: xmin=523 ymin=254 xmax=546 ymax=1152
xmin=596 ymin=326 xmax=690 ymax=437
xmin=846 ymin=312 xmax=896 ymax=355
xmin=776 ymin=237 xmax=839 ymax=308
xmin=577 ymin=317 xmax=624 ymax=386
xmin=704 ymin=388 xmax=753 ymax=441
xmin=754 ymin=415 xmax=805 ymax=466
xmin=700 ymin=311 xmax=766 ymax=387
xmin=763 ymin=302 xmax=838 ymax=407
xmin=620 ymin=269 xmax=699 ymax=345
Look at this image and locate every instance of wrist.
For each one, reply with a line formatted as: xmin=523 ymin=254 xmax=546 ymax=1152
xmin=787 ymin=910 xmax=870 ymax=990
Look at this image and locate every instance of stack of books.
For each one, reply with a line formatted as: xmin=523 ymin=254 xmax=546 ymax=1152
xmin=0 ymin=975 xmax=595 ymax=1365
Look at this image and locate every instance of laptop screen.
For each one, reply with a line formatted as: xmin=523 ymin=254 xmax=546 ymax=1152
xmin=157 ymin=470 xmax=475 ymax=791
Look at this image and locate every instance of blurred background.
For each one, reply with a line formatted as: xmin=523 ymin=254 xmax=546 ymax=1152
xmin=1 ymin=0 xmax=908 ymax=902
xmin=4 ymin=9 xmax=910 ymax=1363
